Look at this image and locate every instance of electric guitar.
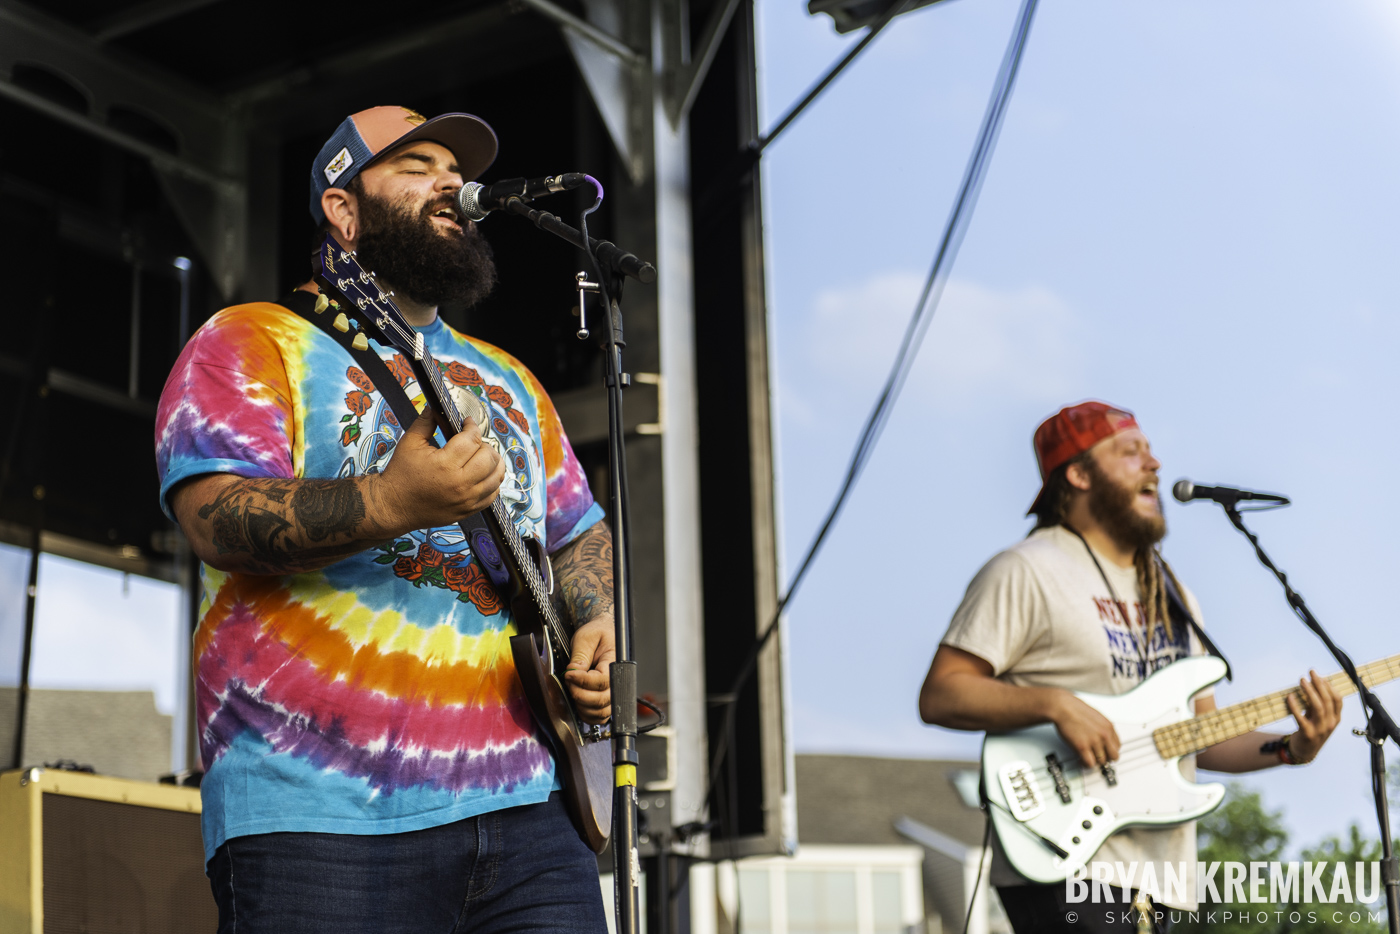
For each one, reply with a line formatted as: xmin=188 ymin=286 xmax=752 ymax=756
xmin=311 ymin=235 xmax=612 ymax=852
xmin=984 ymin=651 xmax=1400 ymax=883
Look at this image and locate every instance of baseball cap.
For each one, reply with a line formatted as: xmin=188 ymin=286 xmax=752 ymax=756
xmin=1026 ymin=400 xmax=1138 ymax=516
xmin=309 ymin=106 xmax=498 ymax=224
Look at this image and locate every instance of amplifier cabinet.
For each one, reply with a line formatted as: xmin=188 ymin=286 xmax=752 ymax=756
xmin=0 ymin=767 xmax=217 ymax=933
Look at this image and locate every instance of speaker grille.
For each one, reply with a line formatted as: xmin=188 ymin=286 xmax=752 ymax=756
xmin=42 ymin=793 xmax=216 ymax=933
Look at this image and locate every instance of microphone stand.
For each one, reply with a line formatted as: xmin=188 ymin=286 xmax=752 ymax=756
xmin=1215 ymin=499 xmax=1400 ymax=933
xmin=500 ymin=196 xmax=654 ymax=934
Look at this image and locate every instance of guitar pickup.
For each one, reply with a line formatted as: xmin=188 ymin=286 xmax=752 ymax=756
xmin=1045 ymin=753 xmax=1072 ymax=804
xmin=997 ymin=761 xmax=1045 ymax=821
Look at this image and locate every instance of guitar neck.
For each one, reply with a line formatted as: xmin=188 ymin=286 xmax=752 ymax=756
xmin=408 ymin=353 xmax=574 ymax=658
xmin=1154 ymin=652 xmax=1400 ymax=758
xmin=310 ymin=246 xmax=572 ymax=659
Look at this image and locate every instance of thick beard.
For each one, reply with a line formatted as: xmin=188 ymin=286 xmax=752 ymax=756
xmin=1082 ymin=457 xmax=1166 ymax=551
xmin=354 ymin=189 xmax=497 ymax=309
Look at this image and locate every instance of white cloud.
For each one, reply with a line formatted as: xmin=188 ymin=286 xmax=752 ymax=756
xmin=789 ymin=272 xmax=1083 ymax=424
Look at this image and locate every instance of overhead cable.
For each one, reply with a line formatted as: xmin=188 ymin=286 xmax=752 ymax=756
xmin=708 ymin=0 xmax=1043 ymax=837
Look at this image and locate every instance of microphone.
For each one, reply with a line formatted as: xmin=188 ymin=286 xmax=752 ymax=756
xmin=1172 ymin=479 xmax=1290 ymax=506
xmin=457 ymin=173 xmax=590 ymax=221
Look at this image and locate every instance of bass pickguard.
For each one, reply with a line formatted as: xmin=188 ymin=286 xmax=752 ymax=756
xmin=983 ymin=656 xmax=1229 ymax=883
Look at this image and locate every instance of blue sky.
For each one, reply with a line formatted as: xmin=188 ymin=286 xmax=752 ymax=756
xmin=757 ymin=0 xmax=1400 ymax=848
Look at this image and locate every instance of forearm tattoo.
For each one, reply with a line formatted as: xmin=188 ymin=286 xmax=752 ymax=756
xmin=553 ymin=523 xmax=614 ymax=627
xmin=195 ymin=478 xmax=372 ymax=574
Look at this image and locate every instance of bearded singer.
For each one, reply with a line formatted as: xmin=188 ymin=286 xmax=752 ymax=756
xmin=155 ymin=107 xmax=612 ymax=933
xmin=918 ymin=401 xmax=1343 ymax=933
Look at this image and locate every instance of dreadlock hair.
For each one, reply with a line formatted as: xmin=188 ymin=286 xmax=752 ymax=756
xmin=1031 ymin=449 xmax=1178 ymax=641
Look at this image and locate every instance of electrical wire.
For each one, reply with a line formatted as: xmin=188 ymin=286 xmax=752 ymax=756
xmin=705 ymin=0 xmax=1042 ymax=850
xmin=963 ymin=816 xmax=994 ymax=934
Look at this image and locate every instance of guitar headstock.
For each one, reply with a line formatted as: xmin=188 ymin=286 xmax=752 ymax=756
xmin=311 ymin=233 xmax=423 ymax=360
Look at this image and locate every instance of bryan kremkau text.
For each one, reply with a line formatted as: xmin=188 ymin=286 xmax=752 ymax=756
xmin=1065 ymin=860 xmax=1382 ymax=905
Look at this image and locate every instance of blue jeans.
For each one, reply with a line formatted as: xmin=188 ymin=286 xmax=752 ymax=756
xmin=208 ymin=793 xmax=608 ymax=933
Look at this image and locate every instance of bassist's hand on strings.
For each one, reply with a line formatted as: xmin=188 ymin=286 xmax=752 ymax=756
xmin=919 ymin=645 xmax=1120 ymax=770
xmin=374 ymin=413 xmax=506 ymax=532
xmin=1048 ymin=691 xmax=1122 ymax=770
xmin=566 ymin=616 xmax=615 ymax=724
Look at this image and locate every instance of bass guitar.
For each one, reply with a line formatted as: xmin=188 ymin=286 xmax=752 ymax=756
xmin=311 ymin=235 xmax=612 ymax=852
xmin=984 ymin=651 xmax=1400 ymax=883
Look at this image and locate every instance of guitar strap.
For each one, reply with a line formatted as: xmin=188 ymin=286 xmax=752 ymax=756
xmin=1062 ymin=523 xmax=1233 ymax=682
xmin=1158 ymin=554 xmax=1234 ymax=682
xmin=274 ymin=291 xmax=513 ymax=590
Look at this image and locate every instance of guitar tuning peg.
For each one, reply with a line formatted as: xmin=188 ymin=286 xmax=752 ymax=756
xmin=351 ymin=332 xmax=369 ymax=351
xmin=333 ymin=313 xmax=350 ymax=333
xmin=313 ymin=294 xmax=329 ymax=314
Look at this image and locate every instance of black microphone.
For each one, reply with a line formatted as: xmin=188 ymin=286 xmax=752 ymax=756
xmin=1172 ymin=479 xmax=1290 ymax=506
xmin=457 ymin=173 xmax=590 ymax=221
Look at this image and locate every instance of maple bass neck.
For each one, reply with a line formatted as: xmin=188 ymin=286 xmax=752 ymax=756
xmin=1154 ymin=651 xmax=1400 ymax=758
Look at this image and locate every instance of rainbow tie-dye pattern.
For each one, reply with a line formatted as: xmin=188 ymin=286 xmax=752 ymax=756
xmin=155 ymin=302 xmax=604 ymax=863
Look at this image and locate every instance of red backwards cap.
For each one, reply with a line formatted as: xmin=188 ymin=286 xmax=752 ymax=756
xmin=1026 ymin=401 xmax=1138 ymax=516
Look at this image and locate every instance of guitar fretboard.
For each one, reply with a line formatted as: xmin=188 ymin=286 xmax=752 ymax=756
xmin=1153 ymin=652 xmax=1400 ymax=758
xmin=412 ymin=345 xmax=574 ymax=660
xmin=312 ymin=240 xmax=574 ymax=664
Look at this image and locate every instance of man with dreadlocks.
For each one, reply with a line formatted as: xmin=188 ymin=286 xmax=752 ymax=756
xmin=918 ymin=401 xmax=1342 ymax=933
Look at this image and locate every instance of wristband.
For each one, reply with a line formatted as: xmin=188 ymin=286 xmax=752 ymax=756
xmin=1259 ymin=734 xmax=1303 ymax=765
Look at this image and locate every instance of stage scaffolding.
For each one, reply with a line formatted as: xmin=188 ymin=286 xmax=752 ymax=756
xmin=0 ymin=0 xmax=792 ymax=928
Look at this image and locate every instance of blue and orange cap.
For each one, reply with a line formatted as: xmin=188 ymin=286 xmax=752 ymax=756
xmin=309 ymin=106 xmax=498 ymax=224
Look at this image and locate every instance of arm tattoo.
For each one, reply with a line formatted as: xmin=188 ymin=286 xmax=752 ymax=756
xmin=552 ymin=523 xmax=614 ymax=627
xmin=194 ymin=477 xmax=373 ymax=574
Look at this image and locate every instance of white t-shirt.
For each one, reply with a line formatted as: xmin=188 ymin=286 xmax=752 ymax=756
xmin=941 ymin=525 xmax=1208 ymax=908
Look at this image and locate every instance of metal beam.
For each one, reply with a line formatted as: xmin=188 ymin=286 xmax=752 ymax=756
xmin=558 ymin=0 xmax=649 ymax=184
xmin=662 ymin=0 xmax=741 ymax=130
xmin=91 ymin=0 xmax=225 ymax=43
xmin=0 ymin=80 xmax=235 ymax=192
xmin=0 ymin=1 xmax=249 ymax=297
xmin=517 ymin=0 xmax=644 ymax=66
xmin=225 ymin=2 xmax=517 ymax=109
xmin=0 ymin=520 xmax=179 ymax=583
xmin=0 ymin=1 xmax=231 ymax=142
xmin=0 ymin=355 xmax=156 ymax=420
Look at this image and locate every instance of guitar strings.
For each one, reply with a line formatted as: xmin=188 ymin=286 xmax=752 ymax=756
xmin=996 ymin=660 xmax=1395 ymax=788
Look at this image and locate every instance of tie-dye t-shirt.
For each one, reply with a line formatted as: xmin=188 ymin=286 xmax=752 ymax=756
xmin=154 ymin=300 xmax=604 ymax=863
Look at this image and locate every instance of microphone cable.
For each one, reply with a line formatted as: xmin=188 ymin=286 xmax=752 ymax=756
xmin=704 ymin=0 xmax=1043 ymax=859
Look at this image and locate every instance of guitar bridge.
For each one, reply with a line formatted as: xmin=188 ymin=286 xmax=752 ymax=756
xmin=997 ymin=761 xmax=1045 ymax=821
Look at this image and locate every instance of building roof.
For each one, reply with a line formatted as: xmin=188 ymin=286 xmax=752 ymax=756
xmin=795 ymin=753 xmax=985 ymax=849
xmin=0 ymin=688 xmax=172 ymax=780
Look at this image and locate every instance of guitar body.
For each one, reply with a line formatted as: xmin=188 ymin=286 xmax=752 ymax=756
xmin=492 ymin=520 xmax=614 ymax=855
xmin=511 ymin=626 xmax=613 ymax=852
xmin=983 ymin=656 xmax=1229 ymax=883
